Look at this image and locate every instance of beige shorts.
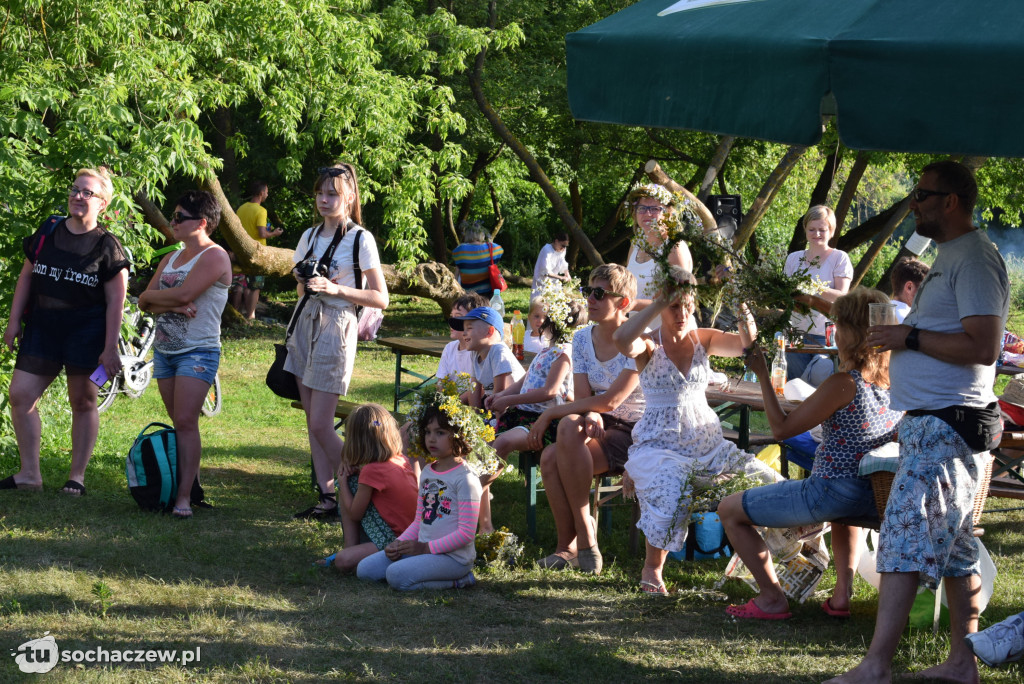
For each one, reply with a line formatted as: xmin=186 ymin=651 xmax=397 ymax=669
xmin=283 ymin=299 xmax=357 ymax=396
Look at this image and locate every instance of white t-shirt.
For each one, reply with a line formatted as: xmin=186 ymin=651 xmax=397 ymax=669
xmin=892 ymin=299 xmax=911 ymax=323
xmin=471 ymin=343 xmax=526 ymax=393
xmin=784 ymin=249 xmax=853 ymax=336
xmin=436 ymin=340 xmax=474 ymax=381
xmin=571 ymin=325 xmax=645 ymax=423
xmin=532 ymin=243 xmax=569 ymax=295
xmin=292 ymin=224 xmax=381 ymax=294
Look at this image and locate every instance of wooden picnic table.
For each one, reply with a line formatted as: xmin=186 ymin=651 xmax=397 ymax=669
xmin=706 ymin=379 xmax=800 ymax=450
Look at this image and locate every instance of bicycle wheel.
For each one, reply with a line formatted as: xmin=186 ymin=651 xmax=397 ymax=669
xmin=97 ymin=375 xmax=121 ymax=413
xmin=201 ymin=373 xmax=222 ymax=417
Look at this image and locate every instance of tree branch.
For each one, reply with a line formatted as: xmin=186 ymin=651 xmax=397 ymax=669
xmin=643 ymin=160 xmax=717 ymax=232
xmin=733 ymin=145 xmax=808 ymax=251
xmin=697 ymin=135 xmax=735 ymax=203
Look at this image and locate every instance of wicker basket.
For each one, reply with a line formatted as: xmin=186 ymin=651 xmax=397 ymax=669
xmin=870 ymin=457 xmax=994 ymax=526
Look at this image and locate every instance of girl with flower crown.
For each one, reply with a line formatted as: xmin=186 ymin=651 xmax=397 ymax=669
xmin=479 ymin=285 xmax=588 ymax=533
xmin=624 ymin=183 xmax=694 ymax=330
xmin=356 ymin=393 xmax=489 ymax=591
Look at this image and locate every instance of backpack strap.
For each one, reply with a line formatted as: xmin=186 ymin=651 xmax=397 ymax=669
xmin=352 ymin=224 xmax=365 ymax=316
xmin=32 ymin=214 xmax=64 ymax=261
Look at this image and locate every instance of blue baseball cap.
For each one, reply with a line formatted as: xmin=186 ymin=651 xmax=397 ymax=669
xmin=454 ymin=306 xmax=503 ymax=330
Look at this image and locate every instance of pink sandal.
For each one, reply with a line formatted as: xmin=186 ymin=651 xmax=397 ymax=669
xmin=726 ymin=599 xmax=791 ymax=620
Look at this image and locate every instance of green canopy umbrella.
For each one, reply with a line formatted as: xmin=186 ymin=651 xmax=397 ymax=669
xmin=567 ymin=0 xmax=1024 ymax=157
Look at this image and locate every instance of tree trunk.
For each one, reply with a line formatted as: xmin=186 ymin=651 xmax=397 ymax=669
xmin=468 ymin=0 xmax=603 ymax=266
xmin=850 ymin=196 xmax=911 ymax=289
xmin=429 ymin=169 xmax=449 ymax=263
xmin=788 ymin=146 xmax=843 ymax=253
xmin=201 ymin=173 xmax=296 ymax=276
xmin=592 ymin=163 xmax=646 ymax=252
xmin=834 ymin=151 xmax=870 ymax=232
xmin=643 ymin=160 xmax=717 ymax=232
xmin=135 ymin=191 xmax=176 ymax=244
xmin=211 ymin=107 xmax=241 ymax=203
xmin=733 ymin=145 xmax=808 ymax=251
xmin=381 ymin=261 xmax=465 ymax=314
xmin=697 ymin=135 xmax=736 ymax=203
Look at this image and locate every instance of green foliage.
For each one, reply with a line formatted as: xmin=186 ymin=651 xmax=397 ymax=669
xmin=91 ymin=580 xmax=115 ymax=619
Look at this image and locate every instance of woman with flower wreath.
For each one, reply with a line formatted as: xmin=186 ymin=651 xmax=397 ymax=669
xmin=717 ymin=287 xmax=902 ymax=620
xmin=613 ymin=268 xmax=777 ymax=594
xmin=784 ymin=205 xmax=852 ymax=385
xmin=624 ymin=183 xmax=694 ymax=330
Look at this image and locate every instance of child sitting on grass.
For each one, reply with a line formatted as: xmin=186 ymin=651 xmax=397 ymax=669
xmin=357 ymin=384 xmax=497 ymax=591
xmin=316 ymin=404 xmax=417 ymax=572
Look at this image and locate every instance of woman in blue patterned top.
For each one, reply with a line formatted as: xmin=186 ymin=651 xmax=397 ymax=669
xmin=718 ymin=288 xmax=903 ymax=620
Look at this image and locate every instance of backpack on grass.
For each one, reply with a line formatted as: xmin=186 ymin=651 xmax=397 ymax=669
xmin=126 ymin=422 xmax=204 ymax=511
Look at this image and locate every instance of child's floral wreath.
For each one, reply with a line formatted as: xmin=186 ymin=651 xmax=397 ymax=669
xmin=623 ymin=182 xmax=829 ymax=346
xmin=538 ymin=277 xmax=585 ymax=344
xmin=406 ymin=373 xmax=500 ymax=475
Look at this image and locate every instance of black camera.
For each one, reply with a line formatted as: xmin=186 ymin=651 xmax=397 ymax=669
xmin=295 ymin=256 xmax=328 ymax=281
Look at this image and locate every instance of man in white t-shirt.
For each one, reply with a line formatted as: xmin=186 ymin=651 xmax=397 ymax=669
xmin=889 ymin=256 xmax=930 ymax=323
xmin=531 ymin=232 xmax=570 ymax=299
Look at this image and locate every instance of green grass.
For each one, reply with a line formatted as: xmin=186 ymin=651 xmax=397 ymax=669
xmin=2 ymin=288 xmax=1023 ymax=682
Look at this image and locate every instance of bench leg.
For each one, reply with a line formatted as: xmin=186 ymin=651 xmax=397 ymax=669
xmin=520 ymin=451 xmax=540 ymax=542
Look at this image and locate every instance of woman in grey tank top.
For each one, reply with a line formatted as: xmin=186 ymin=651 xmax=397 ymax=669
xmin=139 ymin=190 xmax=232 ymax=519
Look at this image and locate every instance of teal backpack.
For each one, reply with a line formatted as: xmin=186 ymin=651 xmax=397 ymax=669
xmin=126 ymin=423 xmax=205 ymax=511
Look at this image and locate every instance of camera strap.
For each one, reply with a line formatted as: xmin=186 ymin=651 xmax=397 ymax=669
xmin=285 ymin=223 xmax=345 ymax=342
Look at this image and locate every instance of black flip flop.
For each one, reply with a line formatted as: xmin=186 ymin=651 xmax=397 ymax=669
xmin=60 ymin=480 xmax=86 ymax=496
xmin=1 ymin=475 xmax=42 ymax=491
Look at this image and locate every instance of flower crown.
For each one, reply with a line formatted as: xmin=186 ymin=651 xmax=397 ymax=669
xmin=626 ymin=182 xmax=676 ymax=210
xmin=538 ymin=277 xmax=584 ymax=343
xmin=406 ymin=373 xmax=500 ymax=475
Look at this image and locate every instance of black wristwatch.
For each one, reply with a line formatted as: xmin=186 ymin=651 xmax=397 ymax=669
xmin=905 ymin=327 xmax=920 ymax=351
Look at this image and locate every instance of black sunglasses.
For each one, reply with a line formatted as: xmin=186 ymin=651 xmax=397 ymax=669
xmin=912 ymin=188 xmax=950 ymax=203
xmin=170 ymin=211 xmax=201 ymax=224
xmin=318 ymin=166 xmax=352 ymax=178
xmin=447 ymin=317 xmax=465 ymax=331
xmin=581 ymin=286 xmax=625 ymax=301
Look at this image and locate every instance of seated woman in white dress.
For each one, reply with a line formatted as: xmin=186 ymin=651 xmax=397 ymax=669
xmin=613 ymin=268 xmax=777 ymax=594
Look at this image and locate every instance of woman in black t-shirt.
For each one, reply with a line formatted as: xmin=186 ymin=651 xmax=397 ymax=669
xmin=2 ymin=167 xmax=129 ymax=495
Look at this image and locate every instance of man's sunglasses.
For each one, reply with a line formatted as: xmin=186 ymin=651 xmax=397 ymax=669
xmin=912 ymin=188 xmax=950 ymax=203
xmin=581 ymin=286 xmax=625 ymax=301
xmin=318 ymin=166 xmax=352 ymax=178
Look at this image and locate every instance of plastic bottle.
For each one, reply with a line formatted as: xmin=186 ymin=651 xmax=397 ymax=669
xmin=511 ymin=310 xmax=526 ymax=361
xmin=489 ymin=288 xmax=505 ymax=320
xmin=771 ymin=332 xmax=787 ymax=397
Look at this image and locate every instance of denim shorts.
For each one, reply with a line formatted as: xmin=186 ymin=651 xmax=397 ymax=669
xmin=741 ymin=474 xmax=878 ymax=528
xmin=153 ymin=347 xmax=220 ymax=385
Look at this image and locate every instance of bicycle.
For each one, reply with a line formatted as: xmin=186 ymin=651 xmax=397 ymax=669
xmin=97 ymin=298 xmax=222 ymax=417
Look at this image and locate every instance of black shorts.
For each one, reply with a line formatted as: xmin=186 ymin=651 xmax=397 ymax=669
xmin=497 ymin=407 xmax=560 ymax=447
xmin=15 ymin=305 xmax=107 ymax=376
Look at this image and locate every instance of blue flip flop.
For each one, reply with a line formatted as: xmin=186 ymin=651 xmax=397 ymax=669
xmin=314 ymin=553 xmax=337 ymax=568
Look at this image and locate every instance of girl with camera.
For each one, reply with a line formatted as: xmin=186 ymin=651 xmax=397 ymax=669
xmin=287 ymin=163 xmax=389 ymax=519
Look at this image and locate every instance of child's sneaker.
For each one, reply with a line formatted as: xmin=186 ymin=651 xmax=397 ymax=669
xmin=965 ymin=612 xmax=1024 ymax=667
xmin=452 ymin=572 xmax=476 ymax=589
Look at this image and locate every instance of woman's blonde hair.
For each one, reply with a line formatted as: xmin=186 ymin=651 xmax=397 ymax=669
xmin=315 ymin=162 xmax=362 ymax=226
xmin=802 ymin=205 xmax=837 ymax=238
xmin=75 ymin=166 xmax=113 ymax=203
xmin=341 ymin=403 xmax=402 ymax=467
xmin=831 ymin=287 xmax=890 ymax=386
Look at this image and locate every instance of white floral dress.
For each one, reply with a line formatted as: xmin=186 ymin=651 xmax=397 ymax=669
xmin=625 ymin=330 xmax=776 ymax=551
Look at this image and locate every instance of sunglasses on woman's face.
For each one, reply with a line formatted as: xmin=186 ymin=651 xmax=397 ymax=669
xmin=318 ymin=166 xmax=352 ymax=178
xmin=581 ymin=286 xmax=625 ymax=301
xmin=170 ymin=211 xmax=201 ymax=224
